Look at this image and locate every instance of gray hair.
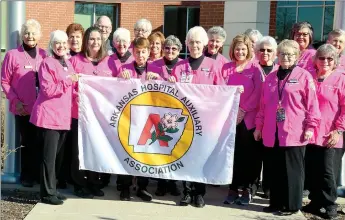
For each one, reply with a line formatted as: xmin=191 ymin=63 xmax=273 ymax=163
xmin=207 ymin=26 xmax=227 ymax=42
xmin=313 ymin=44 xmax=339 ymax=67
xmin=134 ymin=18 xmax=152 ymax=35
xmin=185 ymin=26 xmax=208 ymax=46
xmin=244 ymin=29 xmax=263 ymax=42
xmin=290 ymin=21 xmax=314 ymax=45
xmin=21 ymin=19 xmax=42 ymax=41
xmin=164 ymin=35 xmax=182 ymax=51
xmin=328 ymin=28 xmax=345 ymax=39
xmin=255 ymin=36 xmax=278 ymax=53
xmin=47 ymin=30 xmax=68 ymax=57
xmin=113 ymin=27 xmax=131 ymax=44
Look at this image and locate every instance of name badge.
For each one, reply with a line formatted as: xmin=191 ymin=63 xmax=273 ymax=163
xmin=288 ymin=79 xmax=298 ymax=83
xmin=63 ymin=67 xmax=68 ymax=71
xmin=201 ymin=68 xmax=209 ymax=71
xmin=181 ymin=72 xmax=193 ymax=83
xmin=24 ymin=65 xmax=32 ymax=69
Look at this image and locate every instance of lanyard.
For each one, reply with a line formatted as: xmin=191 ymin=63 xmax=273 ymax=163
xmin=277 ymin=72 xmax=292 ymax=105
xmin=22 ymin=45 xmax=39 ymax=72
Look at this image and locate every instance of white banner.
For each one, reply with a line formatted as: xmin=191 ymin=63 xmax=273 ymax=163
xmin=78 ymin=76 xmax=240 ymax=184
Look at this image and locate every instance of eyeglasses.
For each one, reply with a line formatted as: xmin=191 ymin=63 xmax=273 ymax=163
xmin=280 ymin=53 xmax=295 ymax=58
xmin=97 ymin=25 xmax=111 ymax=30
xmin=295 ymin=32 xmax=309 ymax=38
xmin=164 ymin=47 xmax=178 ymax=52
xmin=259 ymin=48 xmax=273 ymax=53
xmin=134 ymin=29 xmax=148 ymax=33
xmin=318 ymin=57 xmax=334 ymax=62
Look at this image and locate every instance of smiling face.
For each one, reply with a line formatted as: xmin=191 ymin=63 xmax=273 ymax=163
xmin=327 ymin=35 xmax=345 ymax=55
xmin=68 ymin=31 xmax=82 ymax=52
xmin=53 ymin=40 xmax=68 ymax=57
xmin=96 ymin=17 xmax=112 ymax=40
xmin=164 ymin=44 xmax=180 ymax=61
xmin=188 ymin=35 xmax=204 ymax=58
xmin=150 ymin=39 xmax=162 ymax=57
xmin=207 ymin=34 xmax=224 ymax=55
xmin=294 ymin=28 xmax=311 ymax=50
xmin=257 ymin=43 xmax=275 ymax=65
xmin=233 ymin=42 xmax=248 ymax=62
xmin=87 ymin=31 xmax=102 ymax=56
xmin=23 ymin=26 xmax=40 ymax=47
xmin=278 ymin=47 xmax=297 ymax=69
xmin=315 ymin=52 xmax=336 ymax=74
xmin=134 ymin=47 xmax=149 ymax=66
xmin=114 ymin=38 xmax=129 ymax=56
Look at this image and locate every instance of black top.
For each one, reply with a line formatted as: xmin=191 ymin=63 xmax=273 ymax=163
xmin=277 ymin=65 xmax=295 ymax=80
xmin=164 ymin=57 xmax=179 ymax=74
xmin=260 ymin=64 xmax=274 ymax=76
xmin=204 ymin=50 xmax=218 ymax=60
xmin=53 ymin=53 xmax=68 ymax=68
xmin=317 ymin=78 xmax=325 ymax=82
xmin=23 ymin=42 xmax=37 ymax=59
xmin=134 ymin=62 xmax=146 ymax=75
xmin=188 ymin=55 xmax=205 ymax=70
xmin=91 ymin=61 xmax=99 ymax=66
xmin=70 ymin=50 xmax=79 ymax=57
xmin=115 ymin=49 xmax=132 ymax=64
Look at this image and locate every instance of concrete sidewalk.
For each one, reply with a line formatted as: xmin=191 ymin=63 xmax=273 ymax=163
xmin=9 ymin=179 xmax=309 ymax=220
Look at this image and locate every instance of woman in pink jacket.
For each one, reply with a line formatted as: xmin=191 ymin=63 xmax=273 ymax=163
xmin=302 ymin=44 xmax=344 ymax=219
xmin=168 ymin=26 xmax=225 ymax=208
xmin=254 ymin=39 xmax=321 ymax=215
xmin=1 ymin=19 xmax=46 ymax=187
xmin=222 ymin=34 xmax=263 ymax=206
xmin=205 ymin=26 xmax=229 ymax=67
xmin=148 ymin=31 xmax=165 ymax=62
xmin=30 ymin=30 xmax=79 ymax=205
xmin=290 ymin=22 xmax=316 ymax=72
xmin=69 ymin=27 xmax=118 ymax=198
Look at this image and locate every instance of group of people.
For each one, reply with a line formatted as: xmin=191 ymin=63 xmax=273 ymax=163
xmin=1 ymin=14 xmax=345 ymax=219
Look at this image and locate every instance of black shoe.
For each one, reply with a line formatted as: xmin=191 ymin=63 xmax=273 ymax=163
xmin=277 ymin=209 xmax=299 ymax=216
xmin=57 ymin=180 xmax=67 ymax=189
xmin=322 ymin=205 xmax=338 ymax=219
xmin=194 ymin=195 xmax=205 ymax=208
xmin=302 ymin=202 xmax=321 ymax=215
xmin=179 ymin=194 xmax=193 ymax=206
xmin=41 ymin=196 xmax=63 ymax=205
xmin=56 ymin=192 xmax=67 ymax=201
xmin=155 ymin=187 xmax=167 ymax=196
xmin=120 ymin=189 xmax=131 ymax=201
xmin=21 ymin=179 xmax=34 ymax=188
xmin=168 ymin=186 xmax=181 ymax=196
xmin=74 ymin=188 xmax=94 ymax=199
xmin=263 ymin=205 xmax=280 ymax=213
xmin=137 ymin=189 xmax=153 ymax=201
xmin=89 ymin=186 xmax=104 ymax=197
xmin=117 ymin=184 xmax=123 ymax=191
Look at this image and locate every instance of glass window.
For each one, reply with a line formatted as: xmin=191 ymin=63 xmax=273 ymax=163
xmin=297 ymin=7 xmax=323 ymax=41
xmin=298 ymin=1 xmax=324 ymax=6
xmin=164 ymin=6 xmax=200 ymax=59
xmin=277 ymin=1 xmax=297 ymax=6
xmin=323 ymin=6 xmax=334 ymax=39
xmin=275 ymin=7 xmax=297 ymax=40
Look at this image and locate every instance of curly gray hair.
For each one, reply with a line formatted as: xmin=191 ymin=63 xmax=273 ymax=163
xmin=207 ymin=26 xmax=227 ymax=42
xmin=313 ymin=44 xmax=339 ymax=68
xmin=164 ymin=35 xmax=182 ymax=51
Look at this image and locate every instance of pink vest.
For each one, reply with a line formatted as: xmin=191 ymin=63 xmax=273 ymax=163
xmin=110 ymin=51 xmax=135 ymax=73
xmin=1 ymin=45 xmax=46 ymax=115
xmin=30 ymin=57 xmax=74 ymax=130
xmin=297 ymin=48 xmax=316 ymax=72
xmin=256 ymin=66 xmax=321 ymax=147
xmin=69 ymin=54 xmax=117 ymax=119
xmin=118 ymin=61 xmax=164 ymax=80
xmin=223 ymin=61 xmax=263 ymax=130
xmin=152 ymin=58 xmax=182 ymax=81
xmin=171 ymin=57 xmax=225 ymax=85
xmin=311 ymin=69 xmax=345 ymax=148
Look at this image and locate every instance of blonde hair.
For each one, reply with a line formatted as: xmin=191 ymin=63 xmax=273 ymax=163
xmin=229 ymin=34 xmax=253 ymax=61
xmin=277 ymin=39 xmax=300 ymax=59
xmin=21 ymin=19 xmax=42 ymax=41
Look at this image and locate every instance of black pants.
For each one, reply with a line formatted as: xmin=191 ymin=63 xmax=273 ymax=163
xmin=121 ymin=175 xmax=148 ymax=190
xmin=69 ymin=119 xmax=100 ymax=189
xmin=229 ymin=121 xmax=261 ymax=194
xmin=262 ymin=147 xmax=274 ymax=194
xmin=15 ymin=115 xmax=40 ymax=182
xmin=38 ymin=127 xmax=68 ymax=198
xmin=56 ymin=125 xmax=73 ymax=184
xmin=333 ymin=137 xmax=345 ymax=187
xmin=183 ymin=181 xmax=205 ymax=196
xmin=269 ymin=146 xmax=305 ymax=211
xmin=306 ymin=145 xmax=337 ymax=208
xmin=157 ymin=179 xmax=177 ymax=189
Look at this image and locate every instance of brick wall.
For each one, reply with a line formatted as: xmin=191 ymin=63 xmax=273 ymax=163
xmin=269 ymin=1 xmax=277 ymax=37
xmin=199 ymin=1 xmax=225 ymax=30
xmin=26 ymin=1 xmax=75 ymax=48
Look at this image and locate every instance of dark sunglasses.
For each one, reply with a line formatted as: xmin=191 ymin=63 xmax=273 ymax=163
xmin=318 ymin=57 xmax=334 ymax=62
xmin=259 ymin=48 xmax=273 ymax=53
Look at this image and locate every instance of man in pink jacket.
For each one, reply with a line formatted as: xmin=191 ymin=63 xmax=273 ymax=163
xmin=30 ymin=30 xmax=79 ymax=205
xmin=1 ymin=19 xmax=46 ymax=187
xmin=254 ymin=40 xmax=320 ymax=215
xmin=327 ymin=29 xmax=345 ymax=69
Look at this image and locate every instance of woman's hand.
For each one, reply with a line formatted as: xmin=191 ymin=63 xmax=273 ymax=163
xmin=325 ymin=130 xmax=341 ymax=148
xmin=70 ymin=74 xmax=80 ymax=83
xmin=236 ymin=108 xmax=246 ymax=125
xmin=304 ymin=130 xmax=313 ymax=141
xmin=168 ymin=76 xmax=176 ymax=83
xmin=147 ymin=72 xmax=160 ymax=80
xmin=253 ymin=130 xmax=262 ymax=141
xmin=237 ymin=85 xmax=244 ymax=94
xmin=121 ymin=70 xmax=131 ymax=79
xmin=16 ymin=101 xmax=28 ymax=116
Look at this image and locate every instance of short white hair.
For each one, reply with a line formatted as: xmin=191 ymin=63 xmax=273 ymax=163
xmin=244 ymin=29 xmax=263 ymax=41
xmin=254 ymin=36 xmax=278 ymax=53
xmin=21 ymin=19 xmax=42 ymax=40
xmin=134 ymin=19 xmax=152 ymax=34
xmin=207 ymin=26 xmax=227 ymax=42
xmin=47 ymin=30 xmax=68 ymax=57
xmin=113 ymin=28 xmax=131 ymax=44
xmin=186 ymin=26 xmax=208 ymax=46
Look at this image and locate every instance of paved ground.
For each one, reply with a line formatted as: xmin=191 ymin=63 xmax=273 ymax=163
xmin=1 ymin=178 xmax=311 ymax=220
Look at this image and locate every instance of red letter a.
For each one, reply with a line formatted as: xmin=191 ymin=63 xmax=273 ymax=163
xmin=137 ymin=114 xmax=168 ymax=147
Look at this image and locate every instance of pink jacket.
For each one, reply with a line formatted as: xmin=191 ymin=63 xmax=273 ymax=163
xmin=110 ymin=52 xmax=135 ymax=73
xmin=310 ymin=69 xmax=345 ymax=148
xmin=338 ymin=55 xmax=345 ymax=69
xmin=118 ymin=61 xmax=163 ymax=80
xmin=223 ymin=61 xmax=263 ymax=130
xmin=297 ymin=48 xmax=316 ymax=72
xmin=128 ymin=42 xmax=134 ymax=55
xmin=69 ymin=53 xmax=117 ymax=119
xmin=171 ymin=57 xmax=225 ymax=85
xmin=208 ymin=52 xmax=229 ymax=69
xmin=256 ymin=66 xmax=321 ymax=147
xmin=30 ymin=57 xmax=74 ymax=130
xmin=152 ymin=58 xmax=182 ymax=80
xmin=258 ymin=63 xmax=280 ymax=81
xmin=1 ymin=46 xmax=46 ymax=115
